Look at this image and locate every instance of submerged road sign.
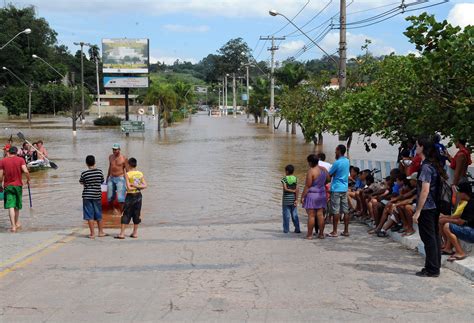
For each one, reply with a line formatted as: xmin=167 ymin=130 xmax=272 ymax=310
xmin=121 ymin=121 xmax=145 ymax=133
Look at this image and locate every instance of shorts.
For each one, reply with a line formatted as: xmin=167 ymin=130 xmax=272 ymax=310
xmin=4 ymin=186 xmax=22 ymax=210
xmin=83 ymin=199 xmax=102 ymax=221
xmin=107 ymin=176 xmax=126 ymax=203
xmin=449 ymin=223 xmax=474 ymax=244
xmin=121 ymin=193 xmax=142 ymax=225
xmin=329 ymin=191 xmax=349 ymax=215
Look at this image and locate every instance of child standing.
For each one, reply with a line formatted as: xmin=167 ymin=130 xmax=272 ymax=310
xmin=281 ymin=165 xmax=301 ymax=233
xmin=79 ymin=155 xmax=106 ymax=239
xmin=115 ymin=158 xmax=147 ymax=239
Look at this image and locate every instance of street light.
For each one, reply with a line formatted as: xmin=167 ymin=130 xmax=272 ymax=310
xmin=2 ymin=66 xmax=33 ymax=123
xmin=0 ymin=28 xmax=31 ymax=50
xmin=32 ymin=54 xmax=67 ymax=81
xmin=268 ymin=10 xmax=338 ymax=66
xmin=73 ymin=42 xmax=93 ymax=123
xmin=32 ymin=54 xmax=79 ymax=136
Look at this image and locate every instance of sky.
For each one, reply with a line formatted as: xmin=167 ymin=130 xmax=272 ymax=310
xmin=5 ymin=0 xmax=474 ymax=65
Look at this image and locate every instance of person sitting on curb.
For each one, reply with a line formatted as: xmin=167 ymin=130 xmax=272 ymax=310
xmin=441 ymin=182 xmax=474 ymax=262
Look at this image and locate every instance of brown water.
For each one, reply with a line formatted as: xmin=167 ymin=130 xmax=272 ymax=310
xmin=0 ymin=113 xmax=399 ymax=231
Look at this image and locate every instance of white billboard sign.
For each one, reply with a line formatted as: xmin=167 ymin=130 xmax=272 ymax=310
xmin=104 ymin=76 xmax=149 ymax=88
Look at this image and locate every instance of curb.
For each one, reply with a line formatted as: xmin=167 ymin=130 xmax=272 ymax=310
xmin=366 ymin=222 xmax=474 ymax=281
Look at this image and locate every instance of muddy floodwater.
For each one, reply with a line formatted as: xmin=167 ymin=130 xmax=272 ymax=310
xmin=0 ymin=113 xmax=400 ymax=231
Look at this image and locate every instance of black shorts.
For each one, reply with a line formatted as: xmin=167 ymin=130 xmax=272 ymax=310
xmin=121 ymin=193 xmax=142 ymax=225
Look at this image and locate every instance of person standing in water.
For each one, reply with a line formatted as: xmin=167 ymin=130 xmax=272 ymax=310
xmin=107 ymin=143 xmax=127 ymax=213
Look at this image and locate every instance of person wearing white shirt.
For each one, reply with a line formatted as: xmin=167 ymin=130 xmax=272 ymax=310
xmin=317 ymin=153 xmax=332 ymax=171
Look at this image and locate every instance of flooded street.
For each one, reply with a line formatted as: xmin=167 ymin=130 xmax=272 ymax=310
xmin=0 ymin=113 xmax=399 ymax=231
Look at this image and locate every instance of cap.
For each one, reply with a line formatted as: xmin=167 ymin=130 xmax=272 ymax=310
xmin=112 ymin=143 xmax=120 ymax=150
xmin=407 ymin=172 xmax=418 ymax=180
xmin=457 ymin=182 xmax=472 ymax=195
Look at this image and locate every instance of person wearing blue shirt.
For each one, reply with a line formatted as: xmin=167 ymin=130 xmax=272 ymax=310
xmin=328 ymin=144 xmax=350 ymax=237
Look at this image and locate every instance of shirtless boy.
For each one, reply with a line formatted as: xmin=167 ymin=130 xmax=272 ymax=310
xmin=107 ymin=143 xmax=127 ymax=212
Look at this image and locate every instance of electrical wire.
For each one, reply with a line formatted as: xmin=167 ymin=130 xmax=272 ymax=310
xmin=272 ymin=0 xmax=311 ymax=36
xmin=284 ymin=0 xmax=335 ymax=37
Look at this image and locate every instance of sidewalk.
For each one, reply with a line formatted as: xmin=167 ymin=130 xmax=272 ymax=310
xmin=368 ymin=223 xmax=474 ymax=281
xmin=1 ymin=222 xmax=473 ymax=322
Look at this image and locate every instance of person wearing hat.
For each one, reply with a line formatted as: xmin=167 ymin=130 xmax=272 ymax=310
xmin=0 ymin=146 xmax=31 ymax=232
xmin=441 ymin=181 xmax=474 ymax=262
xmin=107 ymin=143 xmax=128 ymax=213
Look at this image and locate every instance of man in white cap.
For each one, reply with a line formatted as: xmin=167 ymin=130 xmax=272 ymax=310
xmin=107 ymin=143 xmax=127 ymax=213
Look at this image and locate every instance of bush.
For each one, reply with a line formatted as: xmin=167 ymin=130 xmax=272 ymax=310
xmin=93 ymin=115 xmax=122 ymax=126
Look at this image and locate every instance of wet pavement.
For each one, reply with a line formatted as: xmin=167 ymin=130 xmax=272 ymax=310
xmin=1 ymin=223 xmax=473 ymax=322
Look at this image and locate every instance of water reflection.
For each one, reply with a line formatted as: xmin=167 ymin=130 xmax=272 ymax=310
xmin=0 ymin=114 xmax=399 ymax=231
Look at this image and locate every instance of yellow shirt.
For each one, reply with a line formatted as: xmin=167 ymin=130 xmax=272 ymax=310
xmin=127 ymin=170 xmax=144 ymax=194
xmin=451 ymin=200 xmax=467 ymax=218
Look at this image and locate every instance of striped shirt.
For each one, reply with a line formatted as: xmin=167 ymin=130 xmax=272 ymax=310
xmin=281 ymin=176 xmax=297 ymax=206
xmin=79 ymin=168 xmax=104 ymax=200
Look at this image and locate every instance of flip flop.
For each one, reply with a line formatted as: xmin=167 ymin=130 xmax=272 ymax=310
xmin=402 ymin=231 xmax=416 ymax=237
xmin=442 ymin=250 xmax=454 ymax=255
xmin=98 ymin=233 xmax=109 ymax=237
xmin=129 ymin=234 xmax=138 ymax=238
xmin=340 ymin=232 xmax=350 ymax=237
xmin=447 ymin=255 xmax=467 ymax=262
xmin=114 ymin=236 xmax=125 ymax=240
xmin=326 ymin=232 xmax=338 ymax=238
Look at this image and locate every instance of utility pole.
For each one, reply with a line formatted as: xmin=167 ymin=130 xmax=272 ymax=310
xmin=260 ymin=35 xmax=285 ymax=132
xmin=232 ymin=73 xmax=237 ymax=118
xmin=244 ymin=64 xmax=251 ymax=119
xmin=74 ymin=41 xmax=92 ymax=123
xmin=224 ymin=74 xmax=228 ymax=115
xmin=71 ymin=72 xmax=77 ymax=136
xmin=338 ymin=0 xmax=347 ymax=92
xmin=95 ymin=57 xmax=101 ymax=117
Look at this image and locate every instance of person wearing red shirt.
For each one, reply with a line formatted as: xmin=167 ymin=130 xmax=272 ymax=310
xmin=446 ymin=139 xmax=472 ymax=186
xmin=0 ymin=146 xmax=30 ymax=232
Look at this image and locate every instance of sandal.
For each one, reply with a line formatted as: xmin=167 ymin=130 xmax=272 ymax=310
xmin=129 ymin=234 xmax=138 ymax=238
xmin=326 ymin=232 xmax=338 ymax=238
xmin=340 ymin=232 xmax=350 ymax=237
xmin=402 ymin=231 xmax=416 ymax=237
xmin=447 ymin=255 xmax=467 ymax=262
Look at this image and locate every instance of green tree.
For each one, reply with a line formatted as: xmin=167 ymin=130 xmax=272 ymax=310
xmin=144 ymin=83 xmax=177 ymax=127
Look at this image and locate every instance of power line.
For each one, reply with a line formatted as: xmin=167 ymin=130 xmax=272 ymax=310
xmin=272 ymin=0 xmax=311 ymax=35
xmin=333 ymin=1 xmax=448 ymax=30
xmin=284 ymin=0 xmax=334 ymax=37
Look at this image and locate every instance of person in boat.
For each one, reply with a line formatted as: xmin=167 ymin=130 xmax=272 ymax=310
xmin=18 ymin=142 xmax=32 ymax=163
xmin=36 ymin=140 xmax=48 ymax=161
xmin=31 ymin=142 xmax=38 ymax=161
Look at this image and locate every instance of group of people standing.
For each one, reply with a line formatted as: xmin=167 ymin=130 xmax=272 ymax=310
xmin=281 ymin=144 xmax=350 ymax=240
xmin=281 ymin=136 xmax=473 ymax=278
xmin=79 ymin=143 xmax=147 ymax=239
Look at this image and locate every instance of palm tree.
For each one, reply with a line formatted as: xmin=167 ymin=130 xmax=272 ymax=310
xmin=249 ymin=77 xmax=269 ymax=123
xmin=144 ymin=83 xmax=177 ymax=130
xmin=276 ymin=62 xmax=307 ymax=89
xmin=88 ymin=45 xmax=100 ymax=63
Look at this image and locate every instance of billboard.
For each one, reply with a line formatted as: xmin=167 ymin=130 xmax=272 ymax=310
xmin=104 ymin=76 xmax=149 ymax=88
xmin=102 ymin=38 xmax=149 ymax=73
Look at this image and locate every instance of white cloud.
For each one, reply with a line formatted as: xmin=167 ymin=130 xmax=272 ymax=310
xmin=162 ymin=24 xmax=210 ymax=33
xmin=11 ymin=0 xmax=406 ymax=18
xmin=279 ymin=40 xmax=305 ymax=55
xmin=447 ymin=3 xmax=474 ymax=29
xmin=319 ymin=32 xmax=395 ymax=58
